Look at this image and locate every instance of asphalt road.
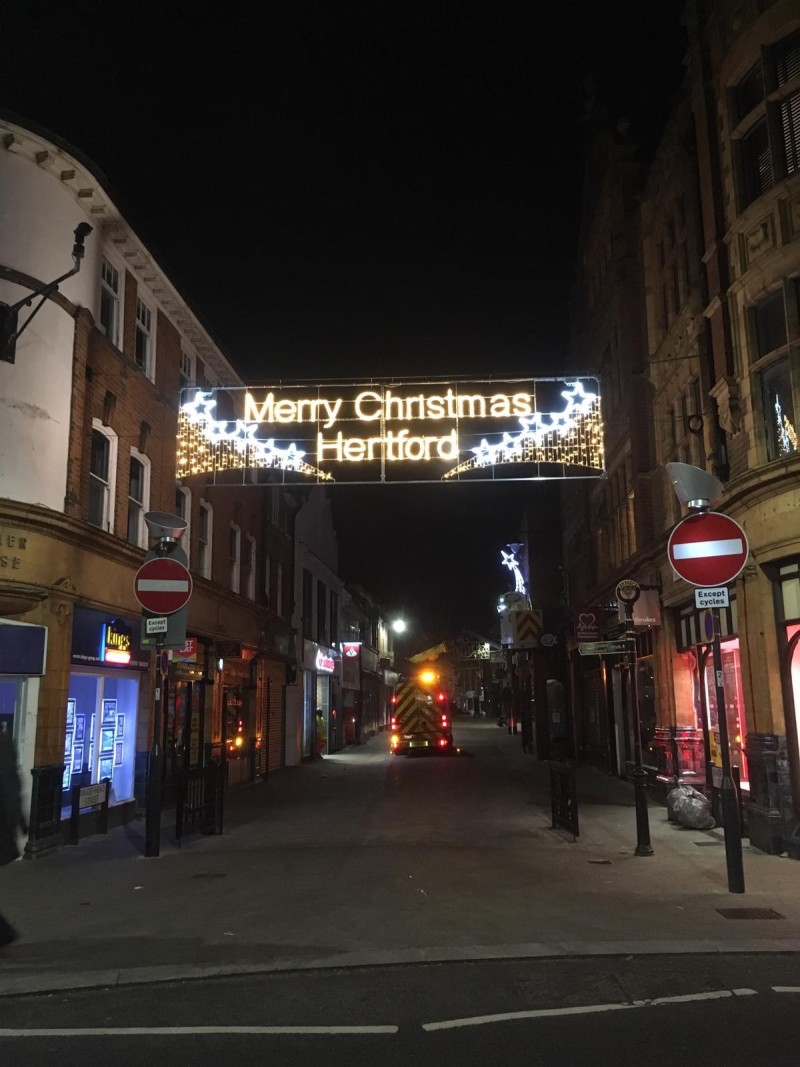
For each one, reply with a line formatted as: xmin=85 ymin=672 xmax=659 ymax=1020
xmin=2 ymin=953 xmax=800 ymax=1065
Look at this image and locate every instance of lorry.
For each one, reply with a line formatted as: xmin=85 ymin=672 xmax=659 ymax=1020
xmin=389 ymin=668 xmax=454 ymax=755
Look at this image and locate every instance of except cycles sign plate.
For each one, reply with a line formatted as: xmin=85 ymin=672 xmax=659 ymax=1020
xmin=667 ymin=511 xmax=749 ymax=587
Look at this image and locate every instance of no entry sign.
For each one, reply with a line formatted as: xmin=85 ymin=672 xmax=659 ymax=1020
xmin=667 ymin=511 xmax=749 ymax=587
xmin=134 ymin=556 xmax=192 ymax=614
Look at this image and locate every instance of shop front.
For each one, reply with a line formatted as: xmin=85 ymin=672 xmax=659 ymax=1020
xmin=671 ymin=598 xmax=748 ymax=817
xmin=302 ymin=641 xmax=339 ymax=758
xmin=162 ymin=637 xmax=209 ymax=794
xmin=66 ymin=606 xmax=150 ymax=822
xmin=0 ymin=619 xmax=47 ymax=828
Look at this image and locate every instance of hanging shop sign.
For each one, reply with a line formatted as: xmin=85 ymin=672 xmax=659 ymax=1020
xmin=176 ymin=377 xmax=604 ymax=485
xmin=574 ymin=607 xmax=604 ymax=641
xmin=341 ymin=642 xmax=361 ymax=689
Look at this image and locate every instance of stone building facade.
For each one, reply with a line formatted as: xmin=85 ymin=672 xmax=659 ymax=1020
xmin=561 ymin=0 xmax=800 ymax=855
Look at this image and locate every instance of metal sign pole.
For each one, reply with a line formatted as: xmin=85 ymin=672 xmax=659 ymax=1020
xmin=711 ymin=607 xmax=745 ymax=893
xmin=617 ymin=579 xmax=653 ymax=857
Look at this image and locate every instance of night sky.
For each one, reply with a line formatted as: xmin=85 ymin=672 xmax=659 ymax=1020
xmin=1 ymin=1 xmax=685 ymax=643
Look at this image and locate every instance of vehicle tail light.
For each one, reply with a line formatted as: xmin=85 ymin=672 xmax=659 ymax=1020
xmin=391 ymin=718 xmax=397 ymax=729
xmin=390 ymin=734 xmax=399 ymax=747
xmin=441 ymin=715 xmax=448 ymax=726
xmin=439 ymin=738 xmax=447 ymax=748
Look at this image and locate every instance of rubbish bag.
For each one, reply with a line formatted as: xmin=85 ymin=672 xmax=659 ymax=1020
xmin=667 ymin=784 xmax=715 ymax=829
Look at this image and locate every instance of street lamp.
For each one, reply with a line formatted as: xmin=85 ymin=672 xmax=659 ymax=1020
xmin=391 ymin=618 xmax=407 ymax=634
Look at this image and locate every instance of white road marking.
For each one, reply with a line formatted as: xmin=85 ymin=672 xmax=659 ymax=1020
xmin=672 ymin=538 xmax=743 ymax=559
xmin=423 ymin=988 xmax=758 ymax=1031
xmin=423 ymin=1003 xmax=639 ymax=1031
xmin=0 ymin=1026 xmax=398 ymax=1037
xmin=772 ymin=986 xmax=800 ymax=993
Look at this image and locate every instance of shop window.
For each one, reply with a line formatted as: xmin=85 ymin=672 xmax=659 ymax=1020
xmin=63 ymin=672 xmax=139 ymax=805
xmin=703 ymin=639 xmax=749 ymax=788
xmin=89 ymin=421 xmax=117 ymax=533
xmin=779 ymin=561 xmax=800 ymax=620
xmin=175 ymin=486 xmax=191 ymax=564
xmin=99 ymin=258 xmax=120 ymax=346
xmin=198 ymin=500 xmax=213 ymax=579
xmin=126 ymin=451 xmax=149 ymax=548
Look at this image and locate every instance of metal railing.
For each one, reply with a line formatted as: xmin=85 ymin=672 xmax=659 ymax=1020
xmin=175 ymin=762 xmax=224 ymax=844
xmin=549 ymin=760 xmax=579 ymax=838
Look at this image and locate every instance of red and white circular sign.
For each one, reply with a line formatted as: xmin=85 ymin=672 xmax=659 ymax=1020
xmin=134 ymin=557 xmax=193 ymax=614
xmin=667 ymin=511 xmax=749 ymax=587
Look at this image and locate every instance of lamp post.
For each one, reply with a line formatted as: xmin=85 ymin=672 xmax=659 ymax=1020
xmin=616 ymin=578 xmax=653 ymax=856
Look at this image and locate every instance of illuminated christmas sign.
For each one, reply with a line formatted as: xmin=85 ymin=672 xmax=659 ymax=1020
xmin=177 ymin=377 xmax=604 ymax=485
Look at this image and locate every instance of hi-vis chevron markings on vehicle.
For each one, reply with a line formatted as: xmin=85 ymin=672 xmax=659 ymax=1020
xmin=390 ymin=670 xmax=453 ymax=755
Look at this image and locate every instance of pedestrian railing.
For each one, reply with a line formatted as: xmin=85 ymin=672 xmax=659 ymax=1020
xmin=549 ymin=760 xmax=579 ymax=838
xmin=176 ymin=762 xmax=224 ymax=844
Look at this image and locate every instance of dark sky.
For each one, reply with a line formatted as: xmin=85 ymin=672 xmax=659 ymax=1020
xmin=0 ymin=0 xmax=685 ymax=643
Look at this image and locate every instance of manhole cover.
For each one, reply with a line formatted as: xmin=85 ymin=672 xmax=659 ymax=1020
xmin=192 ymin=872 xmax=228 ymax=879
xmin=716 ymin=907 xmax=784 ymax=920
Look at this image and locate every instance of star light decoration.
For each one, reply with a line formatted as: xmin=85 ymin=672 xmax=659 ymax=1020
xmin=176 ymin=390 xmax=333 ymax=481
xmin=501 ymin=545 xmax=527 ymax=595
xmin=442 ymin=380 xmax=603 ymax=480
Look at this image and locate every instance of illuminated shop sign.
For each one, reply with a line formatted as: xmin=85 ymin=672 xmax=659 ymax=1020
xmin=315 ymin=648 xmax=336 ymax=673
xmin=71 ymin=607 xmax=148 ymax=671
xmin=342 ymin=642 xmax=361 ymax=658
xmin=177 ymin=377 xmax=604 ymax=485
xmin=100 ymin=621 xmax=132 ymax=665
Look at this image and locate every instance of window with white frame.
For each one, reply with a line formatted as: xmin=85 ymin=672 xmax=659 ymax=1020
xmin=135 ymin=298 xmax=154 ymax=380
xmin=246 ymin=534 xmax=256 ymax=600
xmin=88 ymin=420 xmax=118 ymax=533
xmin=99 ymin=258 xmax=120 ymax=346
xmin=198 ymin=500 xmax=213 ymax=580
xmin=179 ymin=350 xmax=195 ymax=390
xmin=229 ymin=524 xmax=241 ymax=594
xmin=126 ymin=451 xmax=150 ymax=547
xmin=175 ymin=485 xmax=191 ymax=564
xmin=276 ymin=561 xmax=284 ymax=617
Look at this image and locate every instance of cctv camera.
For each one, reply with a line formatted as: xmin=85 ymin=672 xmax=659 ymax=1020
xmin=144 ymin=511 xmax=188 ymax=542
xmin=665 ymin=462 xmax=723 ymax=509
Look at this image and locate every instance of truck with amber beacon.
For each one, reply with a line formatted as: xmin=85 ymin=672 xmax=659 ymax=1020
xmin=389 ymin=668 xmax=453 ymax=755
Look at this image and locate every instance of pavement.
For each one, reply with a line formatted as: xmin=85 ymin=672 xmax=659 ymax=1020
xmin=2 ymin=720 xmax=800 ymax=997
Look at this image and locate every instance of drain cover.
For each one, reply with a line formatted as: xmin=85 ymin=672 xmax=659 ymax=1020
xmin=716 ymin=907 xmax=784 ymax=920
xmin=694 ymin=841 xmax=724 ymax=847
xmin=588 ymin=859 xmax=612 ymax=865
